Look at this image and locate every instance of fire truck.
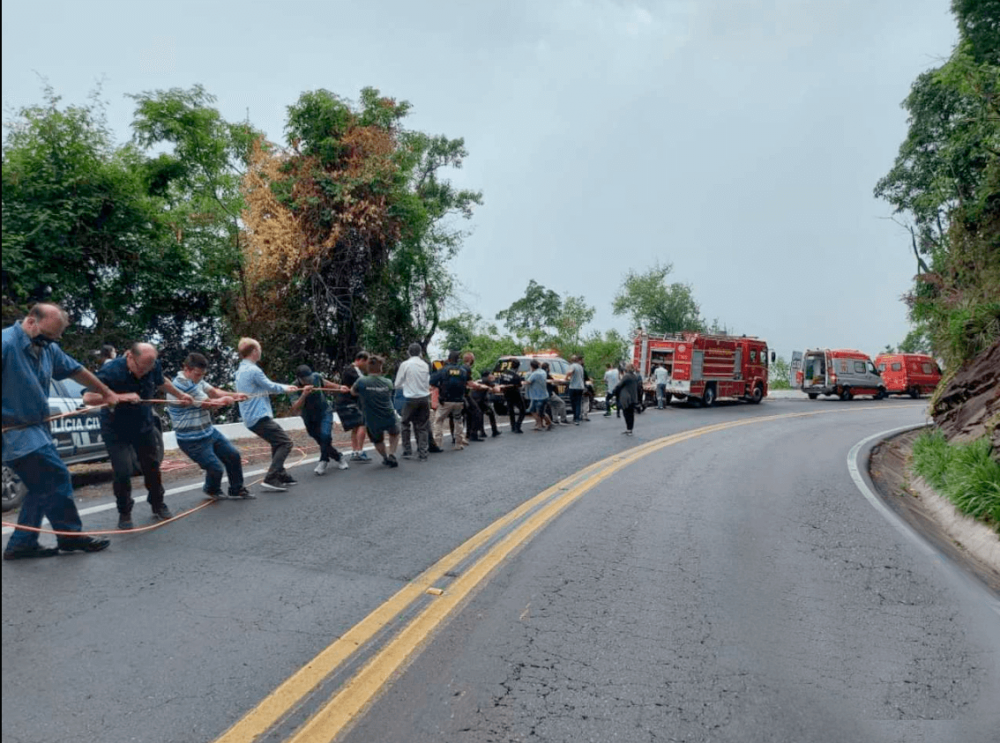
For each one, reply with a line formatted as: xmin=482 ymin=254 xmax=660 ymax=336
xmin=632 ymin=331 xmax=774 ymax=407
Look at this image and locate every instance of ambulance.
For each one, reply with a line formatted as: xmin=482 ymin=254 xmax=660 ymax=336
xmin=791 ymin=348 xmax=886 ymax=400
xmin=873 ymin=353 xmax=942 ymax=398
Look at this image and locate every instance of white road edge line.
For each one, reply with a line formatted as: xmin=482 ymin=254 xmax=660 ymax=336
xmin=847 ymin=423 xmax=1000 ymax=619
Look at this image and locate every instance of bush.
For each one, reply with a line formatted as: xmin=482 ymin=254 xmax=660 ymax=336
xmin=912 ymin=430 xmax=1000 ymax=530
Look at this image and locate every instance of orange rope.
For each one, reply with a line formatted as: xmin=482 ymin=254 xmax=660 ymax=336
xmin=1 ymin=498 xmax=216 ymax=537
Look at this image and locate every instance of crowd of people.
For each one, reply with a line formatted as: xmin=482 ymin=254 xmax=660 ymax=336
xmin=2 ymin=302 xmax=651 ymax=561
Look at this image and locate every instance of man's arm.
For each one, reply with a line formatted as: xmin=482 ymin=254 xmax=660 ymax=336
xmin=289 ymin=385 xmax=314 ymax=414
xmin=71 ymin=368 xmax=123 ymax=407
xmin=254 ymin=366 xmax=294 ymax=396
xmin=159 ymin=378 xmax=194 ymax=406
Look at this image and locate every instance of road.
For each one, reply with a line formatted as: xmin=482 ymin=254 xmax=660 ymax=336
xmin=3 ymin=397 xmax=998 ymax=743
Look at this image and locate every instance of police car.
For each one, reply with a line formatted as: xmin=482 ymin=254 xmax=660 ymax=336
xmin=2 ymin=378 xmax=163 ymax=512
xmin=490 ymin=353 xmax=574 ymax=414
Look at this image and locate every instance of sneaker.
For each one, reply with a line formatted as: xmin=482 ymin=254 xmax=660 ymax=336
xmin=492 ymin=431 xmax=502 ymax=438
xmin=418 ymin=454 xmax=429 ymax=462
xmin=314 ymin=460 xmax=329 ymax=476
xmin=387 ymin=454 xmax=399 ymax=468
xmin=153 ymin=505 xmax=173 ymax=521
xmin=428 ymin=444 xmax=444 ymax=453
xmin=232 ymin=488 xmax=256 ymax=499
xmin=469 ymin=436 xmax=484 ymax=443
xmin=3 ymin=544 xmax=60 ymax=560
xmin=401 ymin=451 xmax=413 ymax=459
xmin=337 ymin=459 xmax=349 ymax=471
xmin=279 ymin=472 xmax=298 ymax=485
xmin=261 ymin=476 xmax=288 ymax=492
xmin=356 ymin=451 xmax=372 ymax=462
xmin=118 ymin=514 xmax=134 ymax=530
xmin=204 ymin=490 xmax=225 ymax=501
xmin=58 ymin=536 xmax=111 ymax=554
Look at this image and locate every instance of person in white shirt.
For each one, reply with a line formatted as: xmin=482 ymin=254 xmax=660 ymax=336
xmin=603 ymin=364 xmax=620 ymax=418
xmin=653 ymin=364 xmax=670 ymax=409
xmin=394 ymin=343 xmax=432 ymax=461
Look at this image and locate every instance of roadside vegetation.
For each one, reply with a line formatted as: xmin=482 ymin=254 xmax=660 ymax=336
xmin=912 ymin=430 xmax=1000 ymax=532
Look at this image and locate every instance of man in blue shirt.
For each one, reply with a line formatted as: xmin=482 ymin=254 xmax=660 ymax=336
xmin=524 ymin=359 xmax=553 ymax=432
xmin=234 ymin=338 xmax=296 ymax=491
xmin=84 ymin=342 xmax=194 ymax=529
xmin=2 ymin=304 xmax=118 ymax=559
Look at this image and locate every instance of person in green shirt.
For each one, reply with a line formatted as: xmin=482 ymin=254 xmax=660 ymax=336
xmin=350 ymin=355 xmax=401 ymax=468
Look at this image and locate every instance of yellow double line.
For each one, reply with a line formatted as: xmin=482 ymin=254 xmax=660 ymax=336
xmin=216 ymin=406 xmax=906 ymax=743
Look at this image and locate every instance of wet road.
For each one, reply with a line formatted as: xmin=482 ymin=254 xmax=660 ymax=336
xmin=3 ymin=397 xmax=998 ymax=742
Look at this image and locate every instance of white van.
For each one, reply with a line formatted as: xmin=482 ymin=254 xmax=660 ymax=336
xmin=791 ymin=348 xmax=886 ymax=400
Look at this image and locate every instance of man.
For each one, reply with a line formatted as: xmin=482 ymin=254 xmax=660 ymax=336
xmin=653 ymin=363 xmax=670 ymax=409
xmin=351 ymin=355 xmax=400 ymax=467
xmin=234 ymin=338 xmax=296 ymax=492
xmin=289 ymin=365 xmax=349 ymax=475
xmin=3 ymin=304 xmax=115 ymax=559
xmin=462 ymin=353 xmax=486 ymax=443
xmin=166 ymin=353 xmax=254 ymax=499
xmin=336 ymin=351 xmax=371 ymax=462
xmin=496 ymin=358 xmax=526 ymax=434
xmin=472 ymin=369 xmax=502 ymax=439
xmin=431 ymin=351 xmax=472 ymax=449
xmin=394 ymin=343 xmax=432 ymax=461
xmin=566 ymin=355 xmax=586 ymax=425
xmin=84 ymin=342 xmax=194 ymax=529
xmin=540 ymin=361 xmax=568 ymax=425
xmin=524 ymin=359 xmax=552 ymax=431
xmin=580 ymin=356 xmax=594 ymax=421
xmin=603 ymin=363 xmax=620 ymax=418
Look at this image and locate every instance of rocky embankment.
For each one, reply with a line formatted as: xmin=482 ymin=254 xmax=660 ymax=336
xmin=931 ymin=339 xmax=1000 ymax=455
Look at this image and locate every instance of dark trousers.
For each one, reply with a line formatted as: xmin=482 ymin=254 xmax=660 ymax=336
xmin=623 ymin=405 xmax=636 ymax=431
xmin=249 ymin=417 xmax=292 ymax=479
xmin=401 ymin=396 xmax=431 ymax=457
xmin=504 ymin=392 xmax=525 ymax=431
xmin=465 ymin=397 xmax=484 ymax=439
xmin=107 ymin=427 xmax=164 ymax=515
xmin=569 ymin=389 xmax=584 ymax=422
xmin=304 ymin=411 xmax=342 ymax=463
xmin=6 ymin=443 xmax=83 ymax=548
xmin=478 ymin=399 xmax=499 ymax=435
xmin=179 ymin=429 xmax=245 ymax=495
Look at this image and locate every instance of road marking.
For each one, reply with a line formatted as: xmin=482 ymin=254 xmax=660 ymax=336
xmin=216 ymin=405 xmax=918 ymax=743
xmin=847 ymin=424 xmax=1000 ymax=620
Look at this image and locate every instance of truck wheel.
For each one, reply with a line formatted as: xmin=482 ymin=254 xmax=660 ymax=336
xmin=807 ymin=393 xmax=819 ymax=400
xmin=702 ymin=385 xmax=716 ymax=408
xmin=749 ymin=384 xmax=763 ymax=404
xmin=2 ymin=466 xmax=28 ymax=513
xmin=839 ymin=387 xmax=853 ymax=401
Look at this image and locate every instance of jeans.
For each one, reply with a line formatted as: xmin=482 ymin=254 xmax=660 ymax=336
xmin=107 ymin=427 xmax=164 ymax=515
xmin=178 ymin=429 xmax=245 ymax=495
xmin=249 ymin=417 xmax=293 ymax=479
xmin=5 ymin=443 xmax=83 ymax=548
xmin=392 ymin=388 xmax=406 ymax=416
xmin=656 ymin=383 xmax=667 ymax=409
xmin=569 ymin=389 xmax=584 ymax=422
xmin=304 ymin=411 xmax=342 ymax=463
xmin=401 ymin=396 xmax=431 ymax=457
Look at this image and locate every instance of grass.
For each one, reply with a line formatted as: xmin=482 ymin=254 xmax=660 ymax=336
xmin=911 ymin=430 xmax=1000 ymax=532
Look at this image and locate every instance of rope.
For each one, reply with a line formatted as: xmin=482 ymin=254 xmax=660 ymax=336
xmin=1 ymin=387 xmax=320 ymax=435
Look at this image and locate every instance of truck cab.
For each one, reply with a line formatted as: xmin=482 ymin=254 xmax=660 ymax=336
xmin=795 ymin=348 xmax=886 ymax=400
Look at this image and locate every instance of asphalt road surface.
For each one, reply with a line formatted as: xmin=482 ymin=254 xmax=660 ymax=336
xmin=3 ymin=397 xmax=998 ymax=743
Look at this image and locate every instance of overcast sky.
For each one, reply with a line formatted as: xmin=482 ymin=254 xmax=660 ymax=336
xmin=2 ymin=0 xmax=959 ymax=360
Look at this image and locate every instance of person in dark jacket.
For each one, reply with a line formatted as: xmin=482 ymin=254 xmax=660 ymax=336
xmin=613 ymin=364 xmax=642 ymax=436
xmin=496 ymin=359 xmax=526 ymax=433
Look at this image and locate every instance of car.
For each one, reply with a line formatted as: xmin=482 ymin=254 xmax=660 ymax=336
xmin=490 ymin=353 xmax=574 ymax=414
xmin=2 ymin=378 xmax=164 ymax=512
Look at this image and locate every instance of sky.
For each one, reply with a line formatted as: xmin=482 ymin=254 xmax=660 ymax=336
xmin=2 ymin=0 xmax=960 ymax=361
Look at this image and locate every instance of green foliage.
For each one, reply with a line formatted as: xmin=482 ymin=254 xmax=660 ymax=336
xmin=576 ymin=330 xmax=629 ymax=389
xmin=769 ymin=355 xmax=792 ymax=389
xmin=495 ymin=280 xmax=564 ymax=348
xmin=612 ymin=263 xmax=704 ymax=335
xmin=912 ymin=430 xmax=1000 ymax=530
xmin=437 ymin=313 xmax=520 ymax=373
xmin=875 ymin=0 xmax=1000 ymax=369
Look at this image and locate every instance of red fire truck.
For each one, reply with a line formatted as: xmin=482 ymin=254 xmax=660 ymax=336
xmin=632 ymin=331 xmax=774 ymax=407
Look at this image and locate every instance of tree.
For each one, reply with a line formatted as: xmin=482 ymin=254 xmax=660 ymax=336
xmin=234 ymin=87 xmax=482 ymax=381
xmin=495 ymin=280 xmax=563 ymax=348
xmin=437 ymin=313 xmax=520 ymax=373
xmin=612 ymin=263 xmax=704 ymax=335
xmin=874 ymin=0 xmax=1000 ymax=369
xmin=769 ymin=355 xmax=791 ymax=390
xmin=2 ymin=86 xmax=206 ymax=371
